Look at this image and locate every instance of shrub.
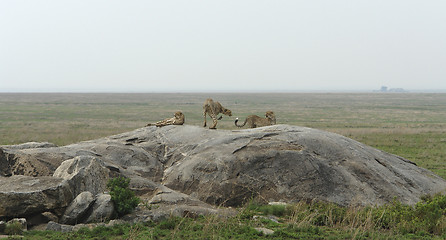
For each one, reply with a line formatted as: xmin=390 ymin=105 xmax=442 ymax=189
xmin=413 ymin=194 xmax=446 ymax=234
xmin=107 ymin=176 xmax=140 ymax=217
xmin=4 ymin=222 xmax=23 ymax=235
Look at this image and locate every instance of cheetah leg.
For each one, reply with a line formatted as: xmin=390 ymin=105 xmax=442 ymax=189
xmin=203 ymin=109 xmax=207 ymax=127
xmin=155 ymin=117 xmax=174 ymax=127
xmin=210 ymin=114 xmax=218 ymax=129
xmin=155 ymin=120 xmax=166 ymax=127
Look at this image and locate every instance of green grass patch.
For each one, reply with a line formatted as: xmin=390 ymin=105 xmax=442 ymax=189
xmin=18 ymin=195 xmax=446 ymax=239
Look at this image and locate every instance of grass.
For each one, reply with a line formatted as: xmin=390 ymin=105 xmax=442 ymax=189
xmin=13 ymin=195 xmax=446 ymax=239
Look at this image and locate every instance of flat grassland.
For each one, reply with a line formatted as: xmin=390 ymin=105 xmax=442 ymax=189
xmin=1 ymin=92 xmax=445 ymax=179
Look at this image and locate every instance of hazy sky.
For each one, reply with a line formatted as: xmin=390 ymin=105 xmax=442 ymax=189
xmin=1 ymin=1 xmax=445 ymax=92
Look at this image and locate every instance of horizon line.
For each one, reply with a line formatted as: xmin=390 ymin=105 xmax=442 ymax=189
xmin=1 ymin=89 xmax=446 ymax=94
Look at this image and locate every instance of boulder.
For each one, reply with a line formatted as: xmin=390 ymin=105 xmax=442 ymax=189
xmin=0 ymin=175 xmax=73 ymax=217
xmin=53 ymin=156 xmax=110 ymax=197
xmin=1 ymin=142 xmax=57 ymax=150
xmin=0 ymin=124 xmax=444 ymax=220
xmin=121 ymin=184 xmax=237 ymax=223
xmin=158 ymin=125 xmax=446 ymax=206
xmin=0 ymin=142 xmax=67 ymax=177
xmin=0 ymin=148 xmax=11 ymax=177
xmin=87 ymin=143 xmax=164 ymax=182
xmin=85 ymin=193 xmax=115 ymax=223
xmin=127 ymin=175 xmax=160 ymax=197
xmin=149 ymin=186 xmax=210 ymax=206
xmin=60 ymin=192 xmax=95 ymax=225
xmin=0 ymin=149 xmax=70 ymax=177
xmin=0 ymin=152 xmax=58 ymax=177
xmin=46 ymin=221 xmax=74 ymax=233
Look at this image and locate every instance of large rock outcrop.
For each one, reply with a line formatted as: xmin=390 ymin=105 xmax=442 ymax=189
xmin=161 ymin=125 xmax=444 ymax=206
xmin=53 ymin=156 xmax=110 ymax=197
xmin=1 ymin=124 xmax=445 ymax=221
xmin=0 ymin=175 xmax=73 ymax=217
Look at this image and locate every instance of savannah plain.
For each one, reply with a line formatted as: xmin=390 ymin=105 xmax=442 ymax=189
xmin=1 ymin=92 xmax=445 ymax=179
xmin=1 ymin=92 xmax=446 ymax=239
